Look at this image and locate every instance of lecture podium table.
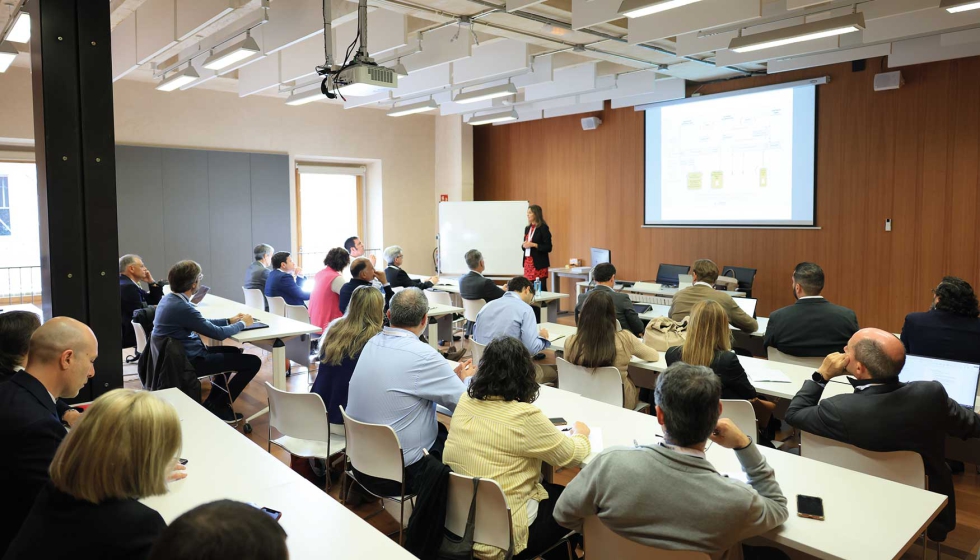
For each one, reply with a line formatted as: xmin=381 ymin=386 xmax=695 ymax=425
xmin=430 ymin=282 xmax=569 ymax=323
xmin=532 ymin=385 xmax=946 ymax=560
xmin=142 ymin=389 xmax=418 ymax=560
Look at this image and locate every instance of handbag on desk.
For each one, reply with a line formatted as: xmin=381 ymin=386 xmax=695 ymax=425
xmin=643 ymin=316 xmax=689 ymax=352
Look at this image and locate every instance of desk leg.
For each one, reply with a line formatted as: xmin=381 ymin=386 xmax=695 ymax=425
xmin=437 ymin=316 xmax=452 ymax=347
xmin=271 ymin=338 xmax=287 ymax=390
xmin=428 ymin=322 xmax=440 ymax=350
xmin=546 ymin=302 xmax=559 ymax=323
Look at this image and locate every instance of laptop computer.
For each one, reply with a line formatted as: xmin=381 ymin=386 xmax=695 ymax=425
xmin=190 ymin=285 xmax=210 ymax=305
xmin=633 ymin=303 xmax=652 ymax=314
xmin=733 ymin=297 xmax=758 ymax=318
xmin=901 ymin=355 xmax=980 ymax=410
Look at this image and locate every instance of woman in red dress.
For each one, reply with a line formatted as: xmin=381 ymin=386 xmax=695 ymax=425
xmin=522 ymin=204 xmax=552 ymax=291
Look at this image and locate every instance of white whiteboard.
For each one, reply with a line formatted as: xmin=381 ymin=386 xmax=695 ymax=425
xmin=438 ymin=201 xmax=528 ymax=276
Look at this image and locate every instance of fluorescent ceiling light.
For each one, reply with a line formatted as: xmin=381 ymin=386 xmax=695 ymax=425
xmin=0 ymin=41 xmax=17 ymax=73
xmin=468 ymin=109 xmax=518 ymax=125
xmin=156 ymin=66 xmax=200 ymax=92
xmin=6 ymin=12 xmax=30 ymax=43
xmin=338 ymin=82 xmax=385 ymax=96
xmin=454 ymin=83 xmax=518 ymax=104
xmin=942 ymin=0 xmax=980 ymax=13
xmin=286 ymin=83 xmax=326 ymax=106
xmin=729 ymin=12 xmax=865 ymax=54
xmin=618 ymin=0 xmax=701 ymax=19
xmin=203 ymin=35 xmax=261 ymax=70
xmin=388 ymin=99 xmax=438 ymax=117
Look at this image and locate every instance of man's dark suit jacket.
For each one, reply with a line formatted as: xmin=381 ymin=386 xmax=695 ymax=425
xmin=0 ymin=371 xmax=68 ymax=555
xmin=459 ymin=271 xmax=504 ymax=303
xmin=763 ymin=297 xmax=859 ymax=357
xmin=901 ymin=309 xmax=980 ymax=365
xmin=385 ymin=266 xmax=434 ymax=290
xmin=785 ymin=378 xmax=980 ymax=541
xmin=120 ymin=275 xmax=163 ymax=349
xmin=575 ymin=285 xmax=644 ymax=337
xmin=5 ymin=483 xmax=166 ymax=560
xmin=339 ymin=278 xmax=395 ymax=314
xmin=0 ymin=366 xmax=74 ymax=425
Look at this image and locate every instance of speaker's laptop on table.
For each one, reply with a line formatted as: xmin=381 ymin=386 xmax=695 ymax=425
xmin=590 ymin=247 xmax=611 ymax=267
xmin=901 ymin=355 xmax=980 ymax=410
xmin=655 ymin=264 xmax=690 ymax=288
xmin=733 ymin=297 xmax=758 ymax=318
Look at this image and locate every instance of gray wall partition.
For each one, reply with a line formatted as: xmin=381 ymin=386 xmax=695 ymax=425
xmin=115 ymin=145 xmax=290 ymax=303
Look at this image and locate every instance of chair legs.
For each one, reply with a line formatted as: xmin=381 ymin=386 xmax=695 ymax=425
xmin=201 ymin=371 xmax=239 ymax=427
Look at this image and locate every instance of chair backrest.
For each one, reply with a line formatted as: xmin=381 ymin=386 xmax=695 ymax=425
xmin=339 ymin=405 xmax=405 ymax=482
xmin=268 ymin=296 xmax=287 ymax=317
xmin=556 ymin=358 xmax=624 ymax=407
xmin=162 ymin=284 xmax=172 ymax=295
xmin=265 ymin=382 xmax=330 ymax=443
xmin=719 ymin=399 xmax=756 ymax=439
xmin=243 ymin=287 xmax=265 ymax=310
xmin=392 ymin=286 xmax=406 ymax=294
xmin=285 ymin=303 xmax=311 ymax=323
xmin=767 ymin=347 xmax=823 ymax=369
xmin=721 ymin=266 xmax=757 ymax=291
xmin=425 ymin=290 xmax=453 ymax=307
xmin=800 ymin=431 xmax=926 ymax=489
xmin=583 ymin=516 xmax=711 ymax=560
xmin=462 ymin=298 xmax=486 ymax=322
xmin=445 ymin=473 xmax=513 ymax=551
xmin=131 ymin=320 xmax=148 ymax=353
xmin=470 ymin=340 xmax=487 ymax=365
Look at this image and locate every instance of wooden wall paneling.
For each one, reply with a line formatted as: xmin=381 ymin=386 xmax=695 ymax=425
xmin=945 ymin=58 xmax=980 ymax=284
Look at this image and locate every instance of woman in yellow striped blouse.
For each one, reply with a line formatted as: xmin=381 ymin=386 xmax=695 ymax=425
xmin=443 ymin=336 xmax=591 ymax=560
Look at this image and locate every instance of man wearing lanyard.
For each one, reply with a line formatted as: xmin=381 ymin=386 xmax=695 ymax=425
xmin=554 ymin=363 xmax=788 ymax=557
xmin=346 ymin=288 xmax=475 ymax=496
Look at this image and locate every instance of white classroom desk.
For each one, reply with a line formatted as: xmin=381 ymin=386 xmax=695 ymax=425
xmin=0 ymin=303 xmax=44 ymax=321
xmin=623 ymin=282 xmax=745 ymax=299
xmin=532 ymin=385 xmax=946 ymax=560
xmin=639 ymin=304 xmax=769 ymax=338
xmin=430 ymin=282 xmax=569 ymax=323
xmin=195 ymin=294 xmax=321 ymax=425
xmin=142 ymin=389 xmax=416 ymax=560
xmin=426 ymin=302 xmax=465 ymax=349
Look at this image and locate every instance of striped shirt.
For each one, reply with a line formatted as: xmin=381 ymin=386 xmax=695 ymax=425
xmin=443 ymin=393 xmax=590 ymax=559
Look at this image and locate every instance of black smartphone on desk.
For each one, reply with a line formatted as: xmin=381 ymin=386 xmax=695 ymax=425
xmin=549 ymin=417 xmax=567 ymax=426
xmin=797 ymin=495 xmax=824 ymax=520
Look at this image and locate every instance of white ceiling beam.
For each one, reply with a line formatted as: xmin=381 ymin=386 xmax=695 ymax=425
xmin=344 ymin=90 xmax=393 ymax=108
xmin=786 ymin=0 xmax=831 ymax=9
xmin=889 ymin=32 xmax=980 ymax=67
xmin=136 ymin=0 xmax=178 ymax=64
xmin=523 ymin=62 xmax=596 ymax=101
xmin=544 ymin=100 xmax=604 ymax=118
xmin=579 ymin=70 xmax=666 ymax=102
xmin=394 ymin=63 xmax=451 ymax=96
xmin=280 ymin=33 xmax=325 ymax=83
xmin=334 ymin=8 xmax=407 ymax=58
xmin=863 ymin=5 xmax=980 ymax=44
xmin=613 ymin=76 xmax=685 ymax=108
xmin=452 ymin=39 xmax=528 ymax=84
xmin=941 ymin=27 xmax=980 ymax=47
xmin=507 ymin=0 xmax=549 ymax=13
xmin=571 ymin=0 xmax=622 ymax=31
xmin=767 ymin=43 xmax=892 ymax=73
xmin=402 ymin=25 xmax=472 ymax=73
xmin=512 ymin=56 xmax=554 ymax=87
xmin=627 ymin=0 xmax=761 ymax=45
xmin=112 ymin=13 xmax=139 ymax=82
xmin=238 ymin=50 xmax=280 ymax=96
xmin=493 ymin=107 xmax=543 ymax=125
xmin=262 ymin=0 xmax=325 ymax=54
xmin=859 ymin=0 xmax=939 ymax=21
xmin=175 ymin=0 xmax=233 ymax=41
xmin=675 ymin=30 xmax=734 ymax=57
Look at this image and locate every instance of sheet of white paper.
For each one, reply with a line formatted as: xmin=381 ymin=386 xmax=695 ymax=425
xmin=743 ymin=364 xmax=792 ymax=384
xmin=562 ymin=425 xmax=603 ymax=453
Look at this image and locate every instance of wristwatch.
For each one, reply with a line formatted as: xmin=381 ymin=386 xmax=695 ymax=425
xmin=811 ymin=371 xmax=829 ymax=385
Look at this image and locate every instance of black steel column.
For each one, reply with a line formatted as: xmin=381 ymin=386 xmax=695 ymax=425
xmin=29 ymin=0 xmax=122 ymax=401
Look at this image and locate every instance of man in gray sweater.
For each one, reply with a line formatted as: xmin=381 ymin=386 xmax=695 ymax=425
xmin=554 ymin=362 xmax=788 ymax=558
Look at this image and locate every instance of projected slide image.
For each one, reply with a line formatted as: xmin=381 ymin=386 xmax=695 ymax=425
xmin=660 ymin=89 xmax=794 ymax=221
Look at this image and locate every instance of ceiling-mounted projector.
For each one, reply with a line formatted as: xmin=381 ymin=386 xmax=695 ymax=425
xmin=329 ymin=63 xmax=397 ymax=97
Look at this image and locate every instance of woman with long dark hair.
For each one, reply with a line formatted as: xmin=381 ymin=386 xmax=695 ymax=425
xmin=564 ymin=290 xmax=659 ymax=409
xmin=522 ymin=205 xmax=552 ymax=291
xmin=444 ymin=336 xmax=590 ymax=560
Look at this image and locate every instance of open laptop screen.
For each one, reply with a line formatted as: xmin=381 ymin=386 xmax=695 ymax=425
xmin=902 ymin=355 xmax=980 ymax=410
xmin=733 ymin=297 xmax=757 ymax=318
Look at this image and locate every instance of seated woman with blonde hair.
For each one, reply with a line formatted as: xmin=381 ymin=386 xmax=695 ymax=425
xmin=564 ymin=290 xmax=660 ymax=409
xmin=5 ymin=389 xmax=185 ymax=560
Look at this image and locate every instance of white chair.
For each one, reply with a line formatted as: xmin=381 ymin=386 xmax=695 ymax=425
xmin=462 ymin=298 xmax=486 ymax=336
xmin=800 ymin=432 xmax=934 ymax=559
xmin=243 ymin=287 xmax=265 ymax=310
xmin=719 ymin=399 xmax=757 ymax=439
xmin=445 ymin=473 xmax=513 ymax=554
xmin=392 ymin=286 xmax=406 ymax=294
xmin=265 ymin=382 xmax=345 ymax=489
xmin=767 ymin=347 xmax=823 ymax=369
xmin=339 ymin=405 xmax=416 ymax=544
xmin=470 ymin=339 xmax=487 ymax=365
xmin=268 ymin=296 xmax=287 ymax=317
xmin=131 ymin=320 xmax=148 ymax=355
xmin=557 ymin=358 xmax=650 ymax=413
xmin=285 ymin=303 xmax=311 ymax=323
xmin=583 ymin=516 xmax=710 ymax=559
xmin=162 ymin=284 xmax=172 ymax=295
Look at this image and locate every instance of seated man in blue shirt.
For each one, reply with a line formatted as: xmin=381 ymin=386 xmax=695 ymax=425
xmin=153 ymin=260 xmax=262 ymax=423
xmin=346 ymin=288 xmax=475 ymax=496
xmin=264 ymin=251 xmax=308 ymax=307
xmin=473 ymin=276 xmax=556 ymax=383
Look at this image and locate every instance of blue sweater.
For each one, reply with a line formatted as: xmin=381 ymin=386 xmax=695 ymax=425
xmin=265 ymin=269 xmax=308 ymax=306
xmin=152 ymin=293 xmax=245 ymax=361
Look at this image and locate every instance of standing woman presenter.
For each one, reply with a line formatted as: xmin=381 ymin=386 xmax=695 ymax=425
xmin=523 ymin=205 xmax=552 ymax=292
